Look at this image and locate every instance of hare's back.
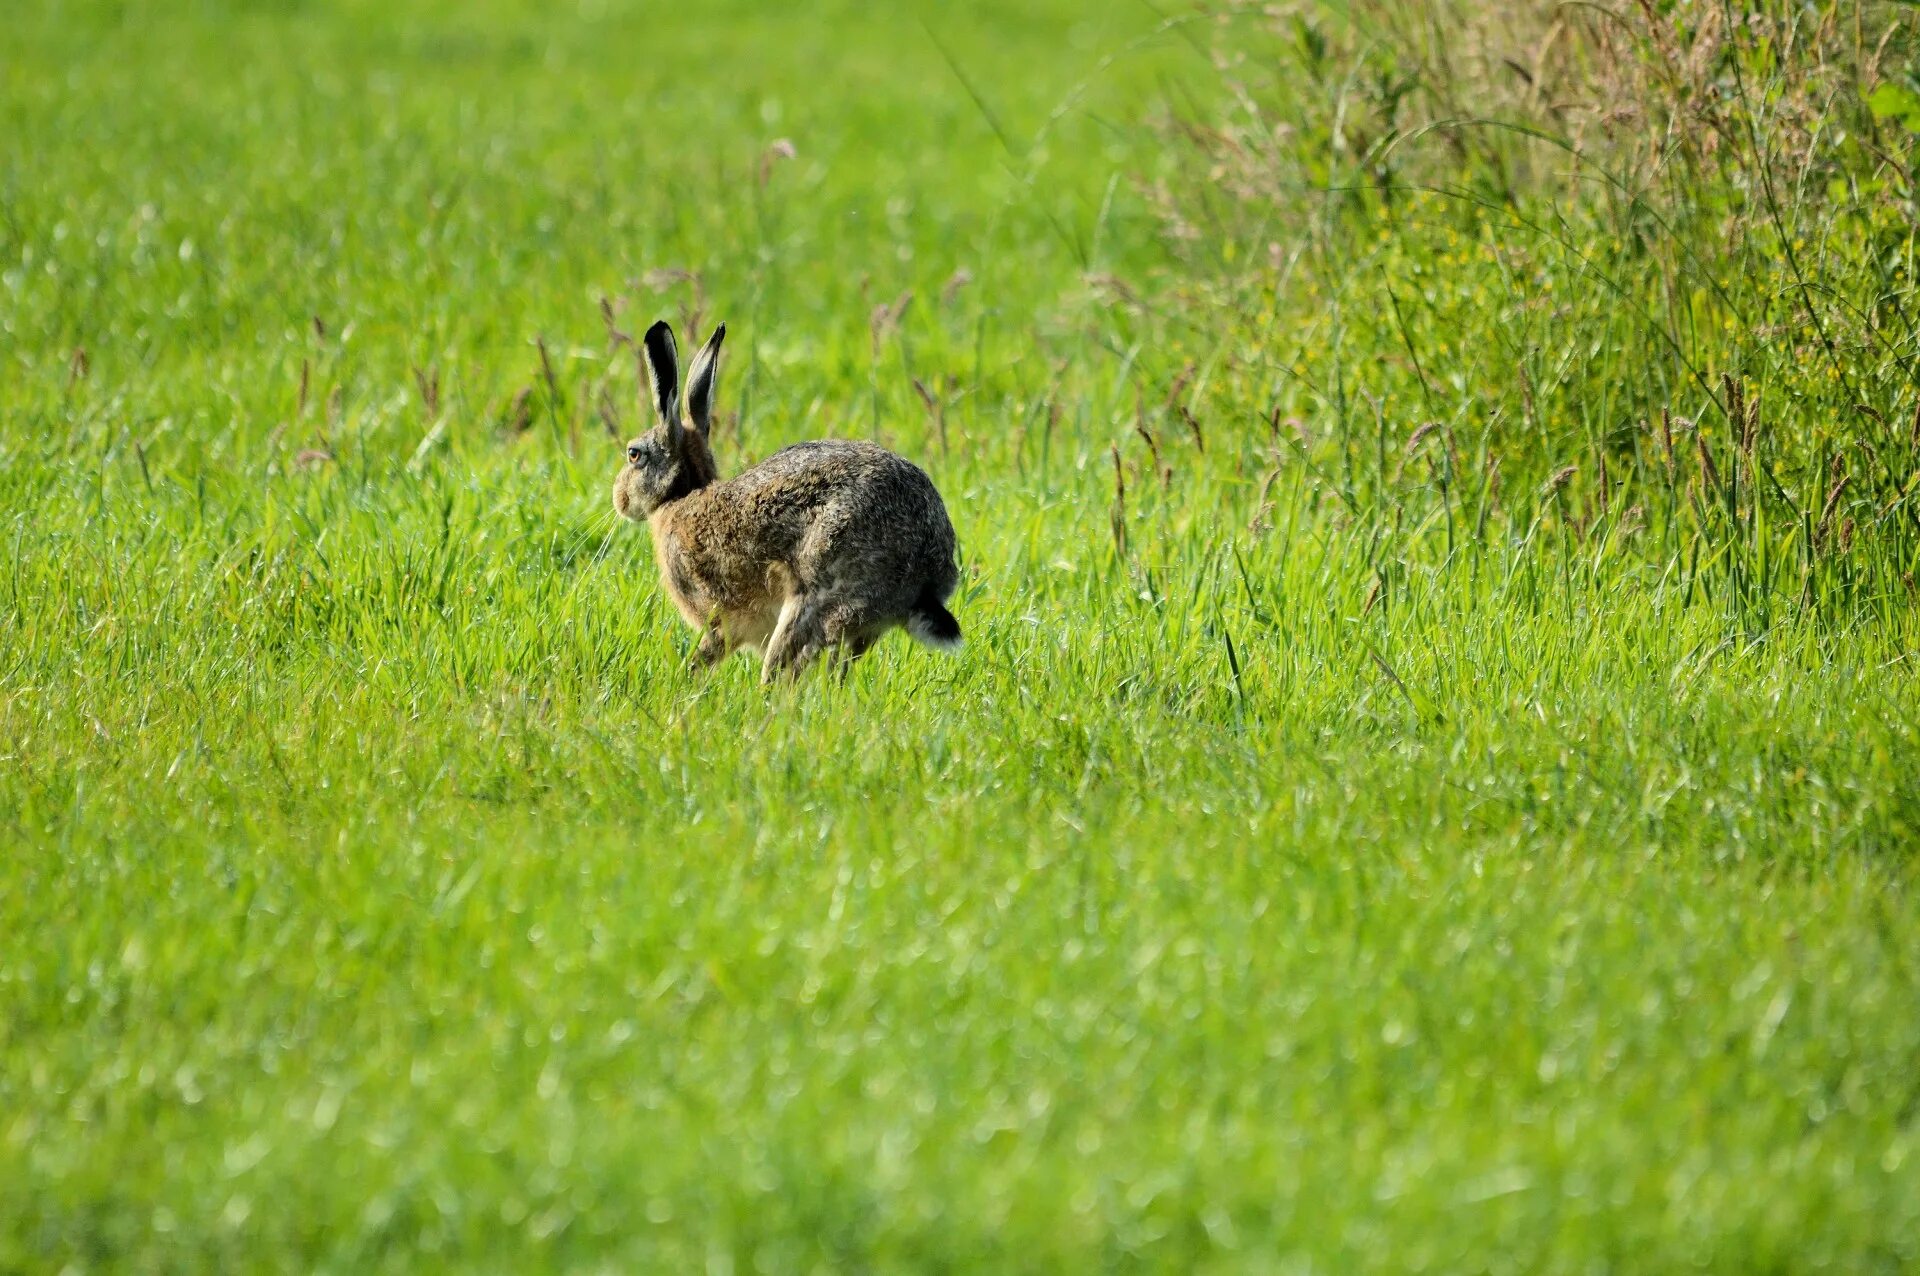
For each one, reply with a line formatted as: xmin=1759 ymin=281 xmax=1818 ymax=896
xmin=725 ymin=440 xmax=945 ymax=525
xmin=723 ymin=439 xmax=956 ymax=591
xmin=740 ymin=438 xmax=927 ymax=486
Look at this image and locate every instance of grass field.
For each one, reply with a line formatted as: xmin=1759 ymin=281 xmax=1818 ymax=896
xmin=5 ymin=0 xmax=1920 ymax=1270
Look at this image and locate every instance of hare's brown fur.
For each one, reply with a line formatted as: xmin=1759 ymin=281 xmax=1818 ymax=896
xmin=613 ymin=321 xmax=961 ymax=679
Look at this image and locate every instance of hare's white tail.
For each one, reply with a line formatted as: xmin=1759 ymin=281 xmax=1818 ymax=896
xmin=905 ymin=588 xmax=963 ymax=652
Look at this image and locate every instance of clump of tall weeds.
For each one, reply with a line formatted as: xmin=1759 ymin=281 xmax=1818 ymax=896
xmin=1127 ymin=0 xmax=1920 ymax=627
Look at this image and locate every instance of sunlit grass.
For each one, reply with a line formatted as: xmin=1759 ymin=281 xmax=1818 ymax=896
xmin=2 ymin=0 xmax=1918 ymax=1271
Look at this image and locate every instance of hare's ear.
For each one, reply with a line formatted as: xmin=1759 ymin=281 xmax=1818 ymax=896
xmin=641 ymin=320 xmax=682 ymax=445
xmin=685 ymin=323 xmax=726 ymax=439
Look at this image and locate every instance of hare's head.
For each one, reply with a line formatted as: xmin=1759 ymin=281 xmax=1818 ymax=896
xmin=613 ymin=319 xmax=726 ymax=521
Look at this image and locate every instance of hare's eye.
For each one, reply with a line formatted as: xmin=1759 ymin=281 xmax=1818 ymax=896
xmin=626 ymin=445 xmax=643 ymax=463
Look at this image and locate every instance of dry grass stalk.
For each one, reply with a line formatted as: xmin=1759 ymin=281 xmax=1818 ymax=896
xmin=757 ymin=138 xmax=797 ymax=186
xmin=1135 ymin=392 xmax=1169 ymax=491
xmin=536 ymin=336 xmax=563 ymax=413
xmin=1817 ymin=471 xmax=1851 ymax=547
xmin=1695 ymin=435 xmax=1721 ymax=496
xmin=1178 ymin=405 xmax=1206 ymax=454
xmin=596 ymin=385 xmax=620 ymax=439
xmin=600 ymin=296 xmax=632 ymax=349
xmin=911 ymin=377 xmax=948 ymax=455
xmin=870 ymin=291 xmax=914 ymax=354
xmin=940 ymin=269 xmax=973 ymax=306
xmin=413 ymin=364 xmax=441 ymax=421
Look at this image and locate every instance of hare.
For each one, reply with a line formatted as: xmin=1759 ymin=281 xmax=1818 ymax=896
xmin=612 ymin=319 xmax=962 ymax=680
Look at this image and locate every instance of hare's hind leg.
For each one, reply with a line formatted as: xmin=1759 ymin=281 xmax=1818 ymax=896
xmin=761 ymin=594 xmax=824 ymax=683
xmin=757 ymin=563 xmax=813 ymax=683
xmin=810 ymin=601 xmax=893 ymax=677
xmin=826 ymin=627 xmax=886 ymax=682
xmin=762 ymin=595 xmax=884 ymax=682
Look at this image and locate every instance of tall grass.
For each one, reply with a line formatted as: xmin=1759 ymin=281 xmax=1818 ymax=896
xmin=1117 ymin=0 xmax=1919 ymax=632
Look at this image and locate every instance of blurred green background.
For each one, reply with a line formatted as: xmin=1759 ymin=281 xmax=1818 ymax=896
xmin=4 ymin=1 xmax=1918 ymax=1271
